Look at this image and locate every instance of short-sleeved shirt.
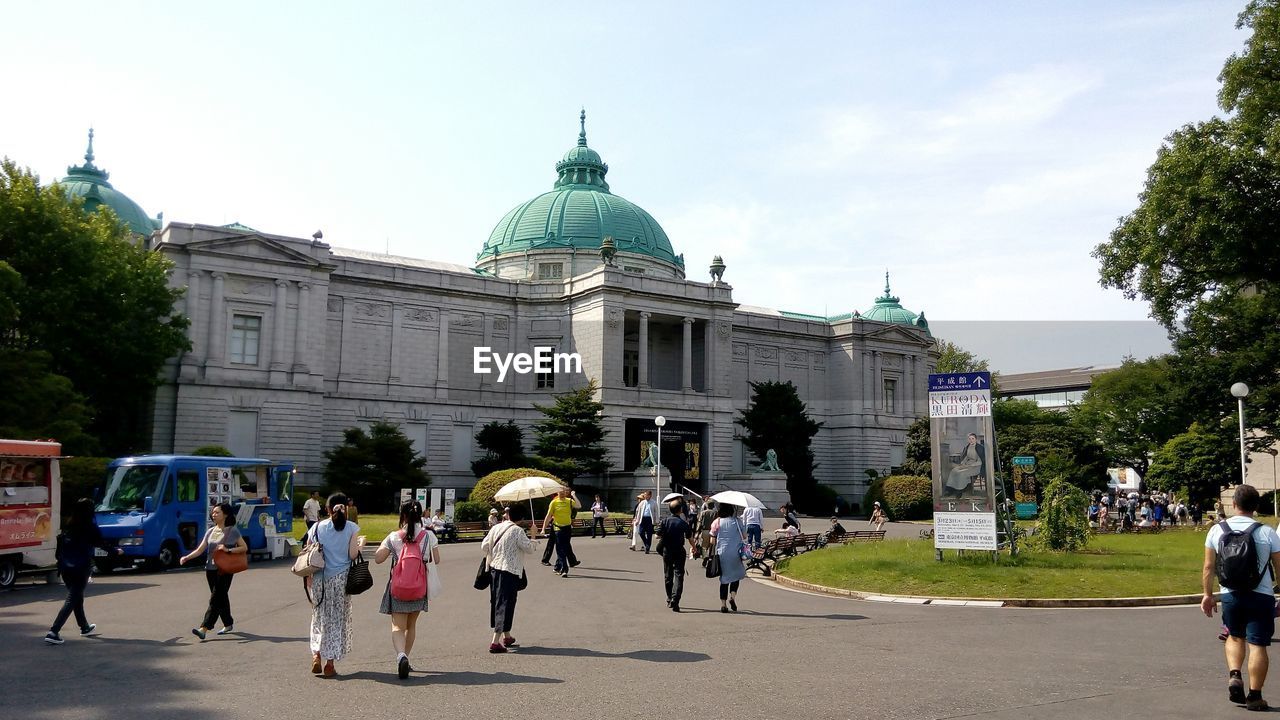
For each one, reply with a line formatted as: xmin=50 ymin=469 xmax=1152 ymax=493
xmin=311 ymin=518 xmax=359 ymax=578
xmin=592 ymin=502 xmax=607 ymax=518
xmin=1206 ymin=516 xmax=1280 ymax=595
xmin=657 ymin=515 xmax=693 ymax=559
xmin=303 ymin=498 xmax=321 ymax=522
xmin=378 ymin=524 xmax=436 ymax=564
xmin=549 ymin=497 xmax=574 ymax=527
xmin=203 ymin=524 xmax=242 ymax=570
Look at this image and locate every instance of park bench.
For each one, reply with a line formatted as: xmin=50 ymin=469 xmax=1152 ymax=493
xmin=745 ymin=538 xmax=786 ymax=576
xmin=837 ymin=530 xmax=886 ymax=543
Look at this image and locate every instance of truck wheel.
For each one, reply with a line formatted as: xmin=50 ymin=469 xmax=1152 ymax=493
xmin=0 ymin=557 xmax=17 ymax=590
xmin=154 ymin=541 xmax=180 ymax=571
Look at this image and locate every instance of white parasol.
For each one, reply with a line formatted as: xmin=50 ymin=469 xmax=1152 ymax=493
xmin=494 ymin=476 xmax=567 ymax=533
xmin=708 ymin=490 xmax=766 ymax=509
xmin=661 ymin=492 xmax=684 ymax=504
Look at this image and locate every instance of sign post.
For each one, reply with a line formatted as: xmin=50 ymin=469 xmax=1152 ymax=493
xmin=928 ymin=372 xmax=999 ymax=561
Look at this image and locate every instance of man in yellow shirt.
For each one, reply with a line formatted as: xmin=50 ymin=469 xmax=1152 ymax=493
xmin=541 ymin=487 xmax=582 ymax=577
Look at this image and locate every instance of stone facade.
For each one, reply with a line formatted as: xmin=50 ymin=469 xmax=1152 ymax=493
xmin=149 ymin=222 xmax=937 ymax=508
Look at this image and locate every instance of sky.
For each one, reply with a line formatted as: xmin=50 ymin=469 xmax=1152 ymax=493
xmin=0 ymin=1 xmax=1248 ymax=327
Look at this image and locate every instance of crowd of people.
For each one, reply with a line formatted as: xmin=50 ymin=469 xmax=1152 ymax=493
xmin=1087 ymin=489 xmax=1205 ymax=531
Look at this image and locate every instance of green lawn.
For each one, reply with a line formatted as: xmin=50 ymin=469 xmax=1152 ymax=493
xmin=292 ymin=514 xmax=400 ymax=542
xmin=781 ymin=529 xmax=1210 ymax=598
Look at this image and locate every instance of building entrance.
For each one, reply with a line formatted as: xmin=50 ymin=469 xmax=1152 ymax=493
xmin=624 ymin=418 xmax=706 ymax=495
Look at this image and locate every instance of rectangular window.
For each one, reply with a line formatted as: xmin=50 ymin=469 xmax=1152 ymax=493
xmin=229 ymin=314 xmax=261 ymax=364
xmin=537 ymin=263 xmax=563 ymax=280
xmin=406 ymin=423 xmax=428 ymax=460
xmin=176 ymin=470 xmax=199 ymax=503
xmin=537 ymin=347 xmax=556 ymax=389
xmin=450 ymin=424 xmax=473 ymax=472
xmin=623 ymin=350 xmax=639 ymax=387
xmin=227 ymin=410 xmax=259 ymax=457
xmin=883 ymin=379 xmax=897 ymax=414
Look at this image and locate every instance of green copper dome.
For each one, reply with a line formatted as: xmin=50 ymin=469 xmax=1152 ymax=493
xmin=59 ymin=129 xmax=160 ymax=237
xmin=480 ymin=111 xmax=681 ymax=268
xmin=863 ymin=272 xmax=922 ymax=326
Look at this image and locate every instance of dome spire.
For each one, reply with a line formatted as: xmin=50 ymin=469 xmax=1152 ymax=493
xmin=554 ymin=108 xmax=609 ymax=191
xmin=884 ymin=269 xmax=891 ymax=297
xmin=877 ymin=269 xmax=899 ymax=303
xmin=84 ymin=127 xmax=96 ymax=166
xmin=578 ymin=108 xmax=588 ymax=147
xmin=67 ymin=127 xmax=109 ymax=182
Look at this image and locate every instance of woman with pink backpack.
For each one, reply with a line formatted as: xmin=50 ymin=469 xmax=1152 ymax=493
xmin=374 ymin=501 xmax=441 ymax=679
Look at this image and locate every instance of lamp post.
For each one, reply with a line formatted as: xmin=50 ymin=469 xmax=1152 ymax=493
xmin=655 ymin=416 xmax=666 ymax=518
xmin=1268 ymin=449 xmax=1279 ymax=517
xmin=1231 ymin=383 xmax=1250 ymax=487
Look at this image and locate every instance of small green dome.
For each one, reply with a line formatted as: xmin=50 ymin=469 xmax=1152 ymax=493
xmin=59 ymin=129 xmax=159 ymax=236
xmin=480 ymin=111 xmax=680 ymax=268
xmin=863 ymin=272 xmax=921 ymax=326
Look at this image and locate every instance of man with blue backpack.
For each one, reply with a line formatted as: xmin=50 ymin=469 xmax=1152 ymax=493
xmin=1203 ymin=484 xmax=1280 ymax=712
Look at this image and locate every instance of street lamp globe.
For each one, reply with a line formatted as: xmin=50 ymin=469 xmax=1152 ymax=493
xmin=654 ymin=416 xmax=666 ymax=427
xmin=1232 ymin=382 xmax=1250 ymax=398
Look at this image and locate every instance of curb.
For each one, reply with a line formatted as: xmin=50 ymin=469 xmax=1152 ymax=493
xmin=771 ymin=572 xmax=1205 ymax=608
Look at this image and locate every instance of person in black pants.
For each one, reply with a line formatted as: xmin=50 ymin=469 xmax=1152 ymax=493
xmin=45 ymin=499 xmax=123 ymax=644
xmin=180 ymin=502 xmax=248 ymax=640
xmin=657 ymin=499 xmax=695 ymax=612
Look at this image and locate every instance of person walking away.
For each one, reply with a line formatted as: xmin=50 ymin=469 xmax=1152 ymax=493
xmin=741 ymin=503 xmax=764 ymax=549
xmin=711 ymin=503 xmax=748 ymax=613
xmin=657 ymin=499 xmax=695 ymax=612
xmin=374 ymin=501 xmax=439 ymax=679
xmin=306 ymin=494 xmax=364 ymax=676
xmin=303 ymin=491 xmax=322 ymax=531
xmin=590 ymin=495 xmax=608 ymax=538
xmin=44 ymin=498 xmax=123 ymax=644
xmin=542 ymin=487 xmax=582 ymax=577
xmin=180 ymin=502 xmax=247 ymax=640
xmin=696 ymin=500 xmax=717 ymax=559
xmin=481 ymin=512 xmax=536 ymax=652
xmin=1202 ymin=484 xmax=1280 ymax=711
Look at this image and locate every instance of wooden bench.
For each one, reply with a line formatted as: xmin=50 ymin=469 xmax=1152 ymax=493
xmin=835 ymin=530 xmax=886 ymax=543
xmin=745 ymin=538 xmax=786 ymax=576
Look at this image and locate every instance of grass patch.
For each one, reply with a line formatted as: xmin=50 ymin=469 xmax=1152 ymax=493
xmin=291 ymin=514 xmax=400 ymax=542
xmin=781 ymin=529 xmax=1208 ymax=598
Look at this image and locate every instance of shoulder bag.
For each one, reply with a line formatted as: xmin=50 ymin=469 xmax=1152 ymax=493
xmin=345 ymin=551 xmax=373 ymax=595
xmin=214 ymin=547 xmax=248 ymax=575
xmin=475 ymin=524 xmax=515 ymax=590
xmin=291 ymin=524 xmax=326 ymax=578
xmin=425 ymin=531 xmax=443 ymax=600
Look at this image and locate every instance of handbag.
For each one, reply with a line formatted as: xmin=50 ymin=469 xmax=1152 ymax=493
xmin=214 ymin=547 xmax=248 ymax=575
xmin=345 ymin=552 xmax=373 ymax=595
xmin=426 ymin=534 xmax=443 ymax=600
xmin=705 ymin=553 xmax=722 ymax=578
xmin=291 ymin=527 xmax=325 ymax=578
xmin=475 ymin=523 xmax=517 ymax=591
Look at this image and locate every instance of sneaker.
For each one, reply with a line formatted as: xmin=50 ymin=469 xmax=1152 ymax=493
xmin=488 ymin=642 xmax=507 ymax=654
xmin=1247 ymin=697 xmax=1270 ymax=711
xmin=720 ymin=606 xmax=729 ymax=613
xmin=569 ymin=560 xmax=581 ymax=568
xmin=44 ymin=632 xmax=64 ymax=645
xmin=540 ymin=561 xmax=551 ymax=566
xmin=397 ymin=655 xmax=409 ymax=680
xmin=191 ymin=627 xmax=207 ymax=641
xmin=216 ymin=625 xmax=234 ymax=635
xmin=1230 ymin=675 xmax=1246 ymax=704
xmin=502 ymin=637 xmax=518 ymax=647
xmin=80 ymin=624 xmax=97 ymax=636
xmin=729 ymin=598 xmax=738 ymax=612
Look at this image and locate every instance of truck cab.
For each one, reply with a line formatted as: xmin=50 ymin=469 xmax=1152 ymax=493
xmin=95 ymin=455 xmax=295 ymax=571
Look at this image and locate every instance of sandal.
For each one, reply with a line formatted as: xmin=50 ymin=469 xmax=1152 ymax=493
xmin=311 ymin=655 xmax=322 ymax=674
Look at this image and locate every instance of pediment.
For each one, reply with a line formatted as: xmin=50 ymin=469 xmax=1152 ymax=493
xmin=861 ymin=323 xmax=933 ymax=347
xmin=185 ymin=233 xmax=324 ymax=268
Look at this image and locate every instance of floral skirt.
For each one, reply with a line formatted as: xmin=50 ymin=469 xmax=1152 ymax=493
xmin=309 ymin=570 xmax=352 ymax=661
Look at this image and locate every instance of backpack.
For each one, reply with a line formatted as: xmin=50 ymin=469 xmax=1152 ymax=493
xmin=390 ymin=529 xmax=428 ymax=601
xmin=1216 ymin=521 xmax=1271 ymax=590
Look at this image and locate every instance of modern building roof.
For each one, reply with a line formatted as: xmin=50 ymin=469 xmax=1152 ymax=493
xmin=58 ymin=129 xmax=160 ymax=236
xmin=997 ymin=365 xmax=1118 ymax=394
xmin=479 ymin=110 xmax=681 ymax=269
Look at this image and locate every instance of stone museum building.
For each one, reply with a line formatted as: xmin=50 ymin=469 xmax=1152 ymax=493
xmin=60 ymin=117 xmax=939 ymax=506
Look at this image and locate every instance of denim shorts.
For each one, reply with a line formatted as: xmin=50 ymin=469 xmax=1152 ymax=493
xmin=1221 ymin=590 xmax=1276 ymax=646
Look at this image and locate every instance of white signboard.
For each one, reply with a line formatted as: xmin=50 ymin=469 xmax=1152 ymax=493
xmin=444 ymin=488 xmax=456 ymax=522
xmin=934 ymin=512 xmax=998 ymax=550
xmin=928 ymin=373 xmax=992 ymax=418
xmin=414 ymin=488 xmax=428 ymax=508
xmin=400 ymin=488 xmax=413 ymax=506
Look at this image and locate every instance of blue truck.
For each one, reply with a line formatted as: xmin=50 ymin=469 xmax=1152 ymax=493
xmin=94 ymin=455 xmax=296 ymax=570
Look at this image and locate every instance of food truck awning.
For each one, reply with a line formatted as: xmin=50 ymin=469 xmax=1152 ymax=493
xmin=0 ymin=440 xmax=62 ymax=458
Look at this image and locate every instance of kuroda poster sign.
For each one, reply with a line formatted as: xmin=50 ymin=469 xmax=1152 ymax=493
xmin=929 ymin=372 xmax=998 ymax=552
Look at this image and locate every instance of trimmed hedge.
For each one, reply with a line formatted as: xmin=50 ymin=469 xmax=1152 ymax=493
xmin=882 ymin=474 xmax=932 ymax=520
xmin=453 ymin=499 xmax=491 ymax=523
xmin=469 ymin=467 xmax=563 ymax=521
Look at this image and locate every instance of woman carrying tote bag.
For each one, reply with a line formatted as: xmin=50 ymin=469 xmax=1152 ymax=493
xmin=307 ymin=493 xmax=364 ymax=677
xmin=479 ymin=516 xmax=535 ymax=653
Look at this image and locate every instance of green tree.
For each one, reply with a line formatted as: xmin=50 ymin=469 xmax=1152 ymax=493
xmin=0 ymin=349 xmax=96 ymax=455
xmin=1070 ymin=357 xmax=1191 ymax=477
xmin=735 ymin=380 xmax=824 ymax=512
xmin=1028 ymin=478 xmax=1091 ymax=552
xmin=881 ymin=475 xmax=932 ymax=520
xmin=899 ymin=416 xmax=932 ymax=478
xmin=531 ymin=380 xmax=611 ymax=483
xmin=0 ymin=160 xmax=189 ymax=454
xmin=471 ymin=420 xmax=528 ymax=478
xmin=935 ymin=340 xmax=1000 ymax=393
xmin=995 ymin=400 xmax=1109 ymax=492
xmin=190 ymin=445 xmax=235 ymax=457
xmin=323 ymin=422 xmax=430 ymax=513
xmin=1147 ymin=422 xmax=1239 ymax=504
xmin=470 ymin=467 xmax=562 ymax=521
xmin=1094 ymin=2 xmax=1280 ymax=447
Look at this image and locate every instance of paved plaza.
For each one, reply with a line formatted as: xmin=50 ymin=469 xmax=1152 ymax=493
xmin=0 ymin=523 xmax=1250 ymax=720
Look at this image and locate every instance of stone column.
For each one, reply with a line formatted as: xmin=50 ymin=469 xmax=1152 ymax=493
xmin=638 ymin=312 xmax=650 ymax=389
xmin=206 ymin=273 xmax=226 ymax=369
xmin=906 ymin=354 xmax=916 ymax=415
xmin=292 ymin=283 xmax=311 ymax=378
xmin=862 ymin=351 xmax=872 ymax=411
xmin=437 ymin=312 xmax=450 ymax=399
xmin=682 ymin=317 xmax=695 ymax=391
xmin=270 ymin=279 xmax=289 ymax=384
xmin=389 ymin=304 xmax=404 ymax=384
xmin=703 ymin=320 xmax=714 ymax=393
xmin=182 ymin=271 xmax=202 ymax=379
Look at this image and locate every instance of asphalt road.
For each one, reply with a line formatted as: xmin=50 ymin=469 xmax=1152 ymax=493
xmin=0 ymin=521 xmax=1257 ymax=720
